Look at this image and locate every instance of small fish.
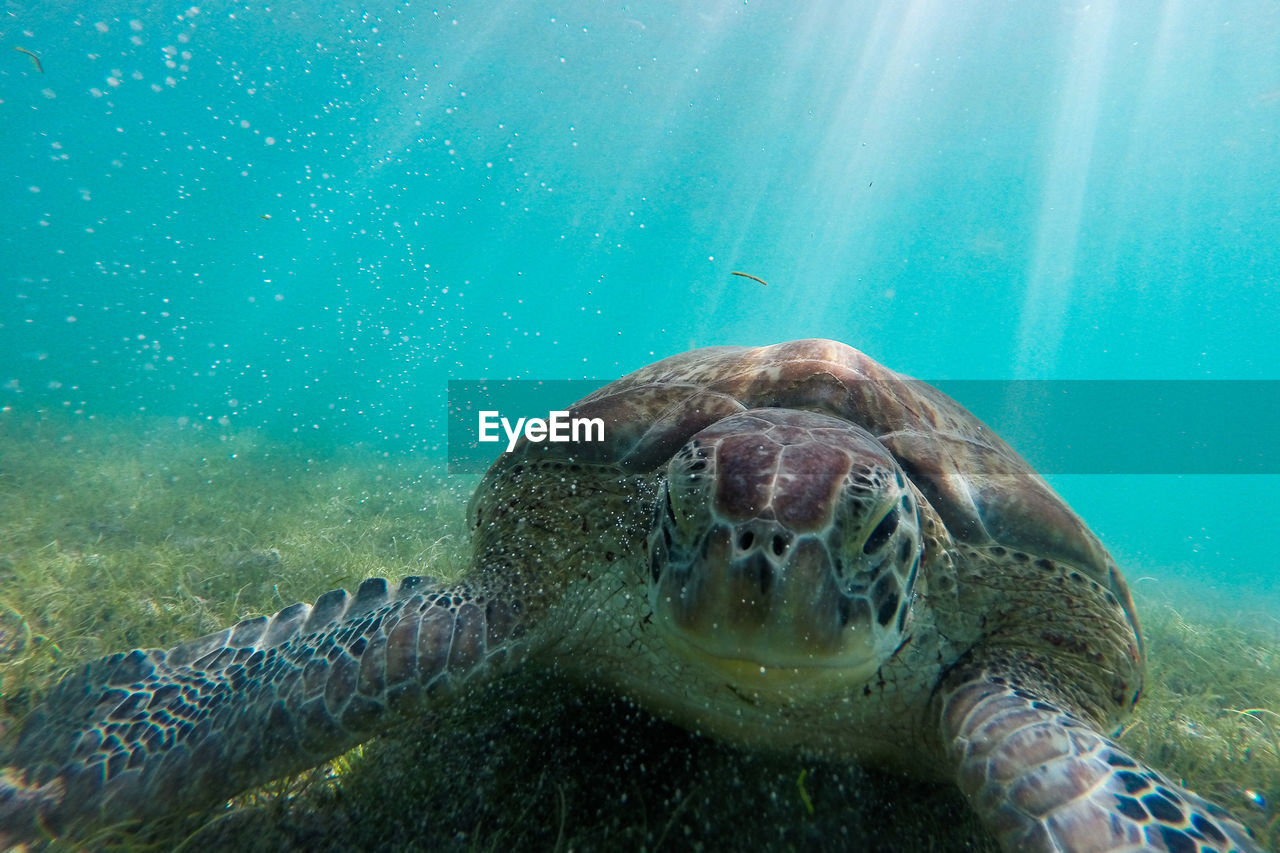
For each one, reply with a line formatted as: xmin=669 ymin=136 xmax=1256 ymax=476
xmin=14 ymin=46 xmax=43 ymax=74
xmin=796 ymin=768 xmax=815 ymax=815
xmin=730 ymin=271 xmax=768 ymax=286
xmin=259 ymin=214 xmax=272 ymax=221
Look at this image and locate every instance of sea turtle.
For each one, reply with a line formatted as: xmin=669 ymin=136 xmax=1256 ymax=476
xmin=0 ymin=338 xmax=1261 ymax=851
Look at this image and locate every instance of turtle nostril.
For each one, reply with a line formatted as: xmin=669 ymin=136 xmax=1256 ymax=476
xmin=771 ymin=534 xmax=787 ymax=556
xmin=738 ymin=530 xmax=755 ymax=551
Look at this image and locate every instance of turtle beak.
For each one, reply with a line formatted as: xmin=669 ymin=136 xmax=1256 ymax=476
xmin=656 ymin=519 xmax=877 ymax=669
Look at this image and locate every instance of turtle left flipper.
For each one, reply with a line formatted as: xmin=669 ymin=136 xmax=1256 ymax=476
xmin=940 ymin=671 xmax=1261 ymax=852
xmin=0 ymin=576 xmax=525 ymax=844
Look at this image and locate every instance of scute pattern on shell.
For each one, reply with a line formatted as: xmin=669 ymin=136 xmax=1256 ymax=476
xmin=507 ymin=339 xmax=1138 ymax=651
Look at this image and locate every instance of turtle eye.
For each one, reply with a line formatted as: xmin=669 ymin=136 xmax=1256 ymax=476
xmin=862 ymin=510 xmax=899 ymax=554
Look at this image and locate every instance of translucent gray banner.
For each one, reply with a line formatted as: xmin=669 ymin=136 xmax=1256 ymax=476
xmin=447 ymin=380 xmax=1280 ymax=475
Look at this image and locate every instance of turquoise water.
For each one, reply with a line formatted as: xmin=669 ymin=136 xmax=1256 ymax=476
xmin=3 ymin=1 xmax=1279 ymax=601
xmin=2 ymin=4 xmax=1279 ymax=848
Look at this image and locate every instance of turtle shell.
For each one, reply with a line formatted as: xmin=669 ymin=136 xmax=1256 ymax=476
xmin=495 ymin=338 xmax=1134 ymax=627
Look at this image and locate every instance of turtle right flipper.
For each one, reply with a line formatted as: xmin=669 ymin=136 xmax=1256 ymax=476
xmin=939 ymin=674 xmax=1261 ymax=853
xmin=0 ymin=576 xmax=524 ymax=845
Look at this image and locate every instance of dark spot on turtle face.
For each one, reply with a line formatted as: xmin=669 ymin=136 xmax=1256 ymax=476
xmin=875 ymin=591 xmax=899 ymax=627
xmin=839 ymin=596 xmax=871 ymax=628
xmin=897 ymin=539 xmax=912 ymax=564
xmin=904 ymin=556 xmax=919 ymax=593
xmin=862 ymin=510 xmax=898 ymax=554
xmin=894 ymin=600 xmax=908 ymax=633
xmin=770 ymin=533 xmax=788 ymax=557
xmin=1114 ymin=795 xmax=1147 ymax=821
xmin=738 ymin=530 xmax=755 ymax=551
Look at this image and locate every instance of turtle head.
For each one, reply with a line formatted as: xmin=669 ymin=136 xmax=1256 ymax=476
xmin=647 ymin=408 xmax=922 ymax=696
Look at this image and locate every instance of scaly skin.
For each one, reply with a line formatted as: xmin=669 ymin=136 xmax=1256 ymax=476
xmin=939 ymin=667 xmax=1260 ymax=852
xmin=0 ymin=577 xmax=525 ymax=843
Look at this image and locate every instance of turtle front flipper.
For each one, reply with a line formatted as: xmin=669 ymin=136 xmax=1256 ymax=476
xmin=939 ymin=674 xmax=1261 ymax=853
xmin=0 ymin=576 xmax=524 ymax=845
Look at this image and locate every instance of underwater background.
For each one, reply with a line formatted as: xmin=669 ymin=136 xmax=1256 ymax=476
xmin=2 ymin=1 xmax=1279 ymax=849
